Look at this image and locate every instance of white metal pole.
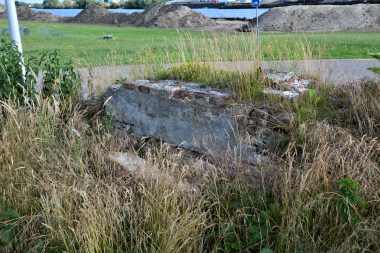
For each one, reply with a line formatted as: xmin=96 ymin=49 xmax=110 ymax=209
xmin=256 ymin=6 xmax=259 ymax=47
xmin=4 ymin=0 xmax=26 ymax=77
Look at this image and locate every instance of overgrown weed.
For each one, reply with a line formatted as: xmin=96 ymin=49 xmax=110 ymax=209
xmin=156 ymin=62 xmax=265 ymax=101
xmin=1 ymin=33 xmax=380 ymax=253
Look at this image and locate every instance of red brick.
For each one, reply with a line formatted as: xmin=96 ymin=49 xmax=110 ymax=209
xmin=138 ymin=85 xmax=150 ymax=94
xmin=193 ymin=92 xmax=209 ymax=99
xmin=123 ymin=82 xmax=137 ymax=90
xmin=219 ymin=96 xmax=230 ymax=106
xmin=171 ymin=89 xmax=186 ymax=99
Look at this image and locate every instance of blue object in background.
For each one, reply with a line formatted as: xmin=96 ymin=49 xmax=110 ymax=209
xmin=252 ymin=0 xmax=261 ymax=7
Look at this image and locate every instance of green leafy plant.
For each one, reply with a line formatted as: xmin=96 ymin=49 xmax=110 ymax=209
xmin=103 ymin=109 xmax=113 ymax=133
xmin=222 ymin=199 xmax=278 ymax=253
xmin=0 ymin=203 xmax=20 ymax=247
xmin=335 ymin=177 xmax=366 ymax=223
xmin=206 ymin=183 xmax=279 ymax=253
xmin=38 ymin=50 xmax=80 ymax=105
xmin=0 ymin=39 xmax=34 ymax=103
xmin=1 ymin=39 xmax=80 ymax=108
xmin=295 ymin=89 xmax=321 ymax=125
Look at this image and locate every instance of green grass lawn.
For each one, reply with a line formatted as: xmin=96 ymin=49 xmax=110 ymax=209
xmin=1 ymin=20 xmax=379 ymax=67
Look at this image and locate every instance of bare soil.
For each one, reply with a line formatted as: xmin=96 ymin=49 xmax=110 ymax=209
xmin=191 ymin=20 xmax=249 ymax=32
xmin=239 ymin=4 xmax=380 ymax=32
xmin=0 ymin=5 xmax=65 ymax=22
xmin=67 ymin=4 xmax=217 ymax=28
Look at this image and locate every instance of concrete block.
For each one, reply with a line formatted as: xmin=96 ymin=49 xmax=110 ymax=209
xmin=105 ymin=80 xmax=238 ymax=157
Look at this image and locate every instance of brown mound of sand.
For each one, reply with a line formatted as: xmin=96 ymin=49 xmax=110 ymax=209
xmin=68 ymin=4 xmax=112 ymax=24
xmin=0 ymin=5 xmax=64 ymax=22
xmin=66 ymin=4 xmax=134 ymax=25
xmin=0 ymin=4 xmax=216 ymax=28
xmin=239 ymin=4 xmax=380 ymax=32
xmin=68 ymin=3 xmax=216 ymax=28
xmin=130 ymin=3 xmax=217 ymax=28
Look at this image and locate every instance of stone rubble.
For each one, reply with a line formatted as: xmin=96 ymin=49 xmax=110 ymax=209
xmin=263 ymin=71 xmax=313 ymax=100
xmin=108 ymin=151 xmax=196 ymax=192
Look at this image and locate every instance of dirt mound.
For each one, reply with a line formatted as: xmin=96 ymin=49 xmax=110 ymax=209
xmin=68 ymin=4 xmax=112 ymax=24
xmin=130 ymin=4 xmax=217 ymax=28
xmin=0 ymin=4 xmax=216 ymax=28
xmin=67 ymin=3 xmax=216 ymax=28
xmin=239 ymin=4 xmax=380 ymax=32
xmin=67 ymin=4 xmax=133 ymax=25
xmin=0 ymin=5 xmax=63 ymax=22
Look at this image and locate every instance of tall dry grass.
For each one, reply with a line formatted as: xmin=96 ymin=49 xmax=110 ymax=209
xmin=130 ymin=31 xmax=321 ymax=80
xmin=1 ymin=79 xmax=379 ymax=252
xmin=0 ymin=102 xmax=209 ymax=252
xmin=1 ymin=31 xmax=379 ymax=252
xmin=273 ymin=122 xmax=380 ymax=251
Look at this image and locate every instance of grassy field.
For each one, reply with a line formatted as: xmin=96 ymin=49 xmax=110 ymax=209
xmin=0 ymin=20 xmax=379 ymax=67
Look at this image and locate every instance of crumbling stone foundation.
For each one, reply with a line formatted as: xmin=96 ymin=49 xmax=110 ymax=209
xmin=105 ymin=80 xmax=241 ymax=157
xmin=105 ymin=79 xmax=297 ymax=165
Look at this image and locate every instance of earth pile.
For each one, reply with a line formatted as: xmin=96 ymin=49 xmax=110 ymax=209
xmin=239 ymin=4 xmax=380 ymax=32
xmin=0 ymin=5 xmax=64 ymax=22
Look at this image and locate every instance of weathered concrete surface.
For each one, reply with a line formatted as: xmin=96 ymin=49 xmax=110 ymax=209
xmin=104 ymin=78 xmax=307 ymax=164
xmin=105 ymin=80 xmax=238 ymax=157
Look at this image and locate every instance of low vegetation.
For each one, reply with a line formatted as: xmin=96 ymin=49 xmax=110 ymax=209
xmin=0 ymin=32 xmax=379 ymax=253
xmin=0 ymin=20 xmax=379 ymax=67
xmin=156 ymin=62 xmax=265 ymax=101
xmin=368 ymin=53 xmax=380 ymax=74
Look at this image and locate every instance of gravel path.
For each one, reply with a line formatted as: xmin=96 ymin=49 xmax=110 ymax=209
xmin=78 ymin=59 xmax=379 ymax=98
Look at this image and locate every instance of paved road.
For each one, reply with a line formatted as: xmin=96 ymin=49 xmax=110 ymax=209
xmin=78 ymin=59 xmax=380 ymax=98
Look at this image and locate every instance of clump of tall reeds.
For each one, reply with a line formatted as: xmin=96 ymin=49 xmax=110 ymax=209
xmin=156 ymin=62 xmax=265 ymax=101
xmin=130 ymin=31 xmax=320 ymax=79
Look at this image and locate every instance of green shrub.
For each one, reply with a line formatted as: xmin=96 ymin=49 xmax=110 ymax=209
xmin=203 ymin=181 xmax=279 ymax=253
xmin=0 ymin=39 xmax=80 ymax=109
xmin=37 ymin=50 xmax=80 ymax=106
xmin=0 ymin=203 xmax=20 ymax=248
xmin=335 ymin=177 xmax=367 ymax=223
xmin=0 ymin=39 xmax=34 ymax=103
xmin=295 ymin=89 xmax=321 ymax=125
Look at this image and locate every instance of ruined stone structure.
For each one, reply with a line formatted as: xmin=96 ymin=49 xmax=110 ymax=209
xmin=105 ymin=80 xmax=240 ymax=157
xmin=104 ymin=75 xmax=311 ymax=165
